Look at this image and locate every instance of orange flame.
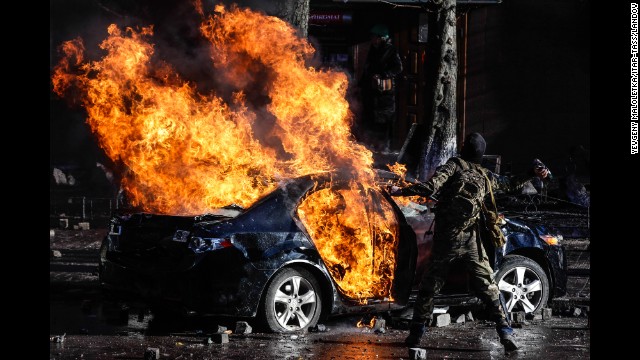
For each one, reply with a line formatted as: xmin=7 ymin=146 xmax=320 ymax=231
xmin=52 ymin=5 xmax=374 ymax=215
xmin=52 ymin=5 xmax=399 ymax=301
xmin=356 ymin=316 xmax=377 ymax=328
xmin=297 ymin=183 xmax=398 ymax=301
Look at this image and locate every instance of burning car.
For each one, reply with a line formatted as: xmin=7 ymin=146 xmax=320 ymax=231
xmin=99 ymin=171 xmax=566 ymax=332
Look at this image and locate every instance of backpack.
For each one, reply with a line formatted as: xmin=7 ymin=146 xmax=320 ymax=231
xmin=436 ymin=157 xmax=489 ymax=230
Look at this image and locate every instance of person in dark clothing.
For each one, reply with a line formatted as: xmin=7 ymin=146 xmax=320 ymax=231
xmin=389 ymin=133 xmax=549 ymax=351
xmin=359 ymin=24 xmax=403 ymax=151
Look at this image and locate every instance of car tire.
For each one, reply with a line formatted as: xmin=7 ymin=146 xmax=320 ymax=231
xmin=262 ymin=267 xmax=322 ymax=332
xmin=495 ymin=255 xmax=549 ymax=314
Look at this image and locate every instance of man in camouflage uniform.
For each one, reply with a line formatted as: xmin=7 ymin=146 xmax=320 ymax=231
xmin=390 ymin=133 xmax=549 ymax=351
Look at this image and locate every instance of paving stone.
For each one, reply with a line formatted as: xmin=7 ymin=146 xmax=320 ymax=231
xmin=144 ymin=347 xmax=159 ymax=360
xmin=235 ymin=321 xmax=252 ymax=334
xmin=435 ymin=314 xmax=450 ymax=327
xmin=408 ymin=347 xmax=427 ymax=360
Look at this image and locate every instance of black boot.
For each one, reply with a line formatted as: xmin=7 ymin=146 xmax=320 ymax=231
xmin=404 ymin=322 xmax=426 ymax=347
xmin=497 ymin=325 xmax=518 ymax=351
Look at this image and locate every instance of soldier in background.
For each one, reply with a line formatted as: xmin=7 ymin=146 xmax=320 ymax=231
xmin=359 ymin=24 xmax=403 ymax=152
xmin=390 ymin=133 xmax=549 ymax=351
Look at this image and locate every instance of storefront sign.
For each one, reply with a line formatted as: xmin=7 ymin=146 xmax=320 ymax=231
xmin=309 ymin=11 xmax=352 ymax=25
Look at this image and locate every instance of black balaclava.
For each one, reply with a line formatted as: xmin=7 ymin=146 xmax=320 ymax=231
xmin=460 ymin=132 xmax=486 ymax=164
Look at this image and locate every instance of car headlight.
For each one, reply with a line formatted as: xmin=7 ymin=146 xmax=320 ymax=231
xmin=188 ymin=237 xmax=234 ymax=253
xmin=539 ymin=234 xmax=563 ymax=246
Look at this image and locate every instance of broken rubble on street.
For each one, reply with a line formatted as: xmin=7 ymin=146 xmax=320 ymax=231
xmin=50 ymin=226 xmax=590 ymax=359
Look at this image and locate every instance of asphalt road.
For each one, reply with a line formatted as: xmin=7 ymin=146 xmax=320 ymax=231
xmin=50 ymin=229 xmax=590 ymax=359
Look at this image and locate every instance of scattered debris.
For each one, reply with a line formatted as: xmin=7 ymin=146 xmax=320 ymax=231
xmin=235 ymin=321 xmax=252 ymax=334
xmin=208 ymin=333 xmax=229 ymax=344
xmin=408 ymin=347 xmax=427 ymax=360
xmin=533 ymin=314 xmax=543 ymax=320
xmin=50 ymin=229 xmax=56 ymax=240
xmin=373 ymin=318 xmax=386 ymax=334
xmin=433 ymin=306 xmax=449 ymax=314
xmin=521 ymin=181 xmax=539 ymax=195
xmin=144 ymin=347 xmax=160 ymax=360
xmin=572 ymin=307 xmax=582 ymax=317
xmin=455 ymin=314 xmax=465 ymax=324
xmin=216 ymin=325 xmax=227 ymax=333
xmin=78 ymin=222 xmax=90 ymax=230
xmin=542 ymin=308 xmax=553 ymax=320
xmin=435 ymin=314 xmax=450 ymax=327
xmin=50 ymin=333 xmax=66 ymax=343
xmin=51 ymin=249 xmax=62 ymax=258
xmin=511 ymin=311 xmax=526 ymax=323
xmin=59 ymin=218 xmax=69 ymax=229
xmin=290 ymin=335 xmax=299 ymax=340
xmin=309 ymin=324 xmax=327 ymax=332
xmin=465 ymin=311 xmax=474 ymax=322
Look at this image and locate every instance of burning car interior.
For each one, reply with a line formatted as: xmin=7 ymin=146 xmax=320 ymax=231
xmin=99 ymin=173 xmax=419 ymax=332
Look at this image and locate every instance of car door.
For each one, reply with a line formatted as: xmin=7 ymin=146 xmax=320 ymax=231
xmin=372 ymin=189 xmax=417 ymax=306
xmin=297 ymin=182 xmax=416 ymax=306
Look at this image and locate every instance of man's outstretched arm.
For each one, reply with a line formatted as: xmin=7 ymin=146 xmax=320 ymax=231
xmin=390 ymin=159 xmax=458 ymax=197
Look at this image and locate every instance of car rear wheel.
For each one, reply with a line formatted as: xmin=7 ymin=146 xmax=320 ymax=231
xmin=495 ymin=255 xmax=549 ymax=314
xmin=263 ymin=267 xmax=322 ymax=332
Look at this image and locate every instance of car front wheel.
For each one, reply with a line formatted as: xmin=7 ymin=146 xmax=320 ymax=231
xmin=262 ymin=267 xmax=322 ymax=332
xmin=495 ymin=255 xmax=549 ymax=314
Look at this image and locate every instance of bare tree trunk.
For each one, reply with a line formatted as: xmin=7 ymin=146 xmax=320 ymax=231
xmin=274 ymin=0 xmax=310 ymax=37
xmin=418 ymin=0 xmax=458 ymax=181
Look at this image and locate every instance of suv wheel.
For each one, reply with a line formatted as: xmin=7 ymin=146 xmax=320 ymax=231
xmin=495 ymin=255 xmax=549 ymax=314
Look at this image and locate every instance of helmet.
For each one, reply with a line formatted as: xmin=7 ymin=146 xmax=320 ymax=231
xmin=460 ymin=132 xmax=486 ymax=164
xmin=370 ymin=24 xmax=389 ymax=38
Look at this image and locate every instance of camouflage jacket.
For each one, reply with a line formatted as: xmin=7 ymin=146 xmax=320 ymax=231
xmin=394 ymin=157 xmax=534 ymax=229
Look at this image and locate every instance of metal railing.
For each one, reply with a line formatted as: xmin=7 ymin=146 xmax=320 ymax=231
xmin=50 ymin=196 xmax=118 ymax=228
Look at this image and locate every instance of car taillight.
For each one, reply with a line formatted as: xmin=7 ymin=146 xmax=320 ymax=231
xmin=539 ymin=234 xmax=562 ymax=246
xmin=189 ymin=237 xmax=234 ymax=253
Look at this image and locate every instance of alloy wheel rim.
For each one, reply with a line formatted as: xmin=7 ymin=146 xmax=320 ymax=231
xmin=497 ymin=266 xmax=543 ymax=313
xmin=273 ymin=275 xmax=317 ymax=330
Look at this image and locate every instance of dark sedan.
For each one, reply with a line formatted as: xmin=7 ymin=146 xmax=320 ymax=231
xmin=99 ymin=172 xmax=566 ymax=332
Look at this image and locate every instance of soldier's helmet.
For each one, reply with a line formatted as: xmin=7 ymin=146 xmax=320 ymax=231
xmin=461 ymin=132 xmax=486 ymax=164
xmin=370 ymin=24 xmax=390 ymax=39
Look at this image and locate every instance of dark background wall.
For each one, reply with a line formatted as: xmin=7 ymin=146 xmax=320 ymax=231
xmin=464 ymin=0 xmax=590 ymax=177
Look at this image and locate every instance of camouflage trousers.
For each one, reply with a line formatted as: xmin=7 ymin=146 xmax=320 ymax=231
xmin=411 ymin=225 xmax=509 ymax=327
